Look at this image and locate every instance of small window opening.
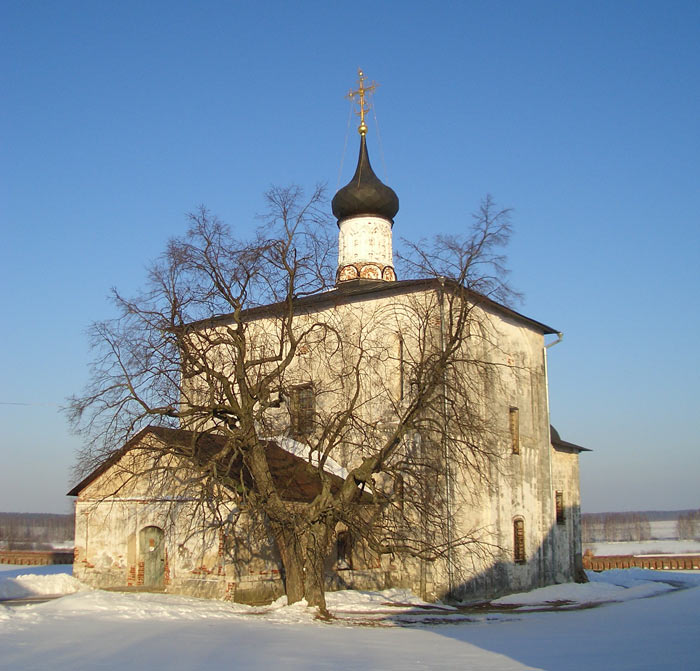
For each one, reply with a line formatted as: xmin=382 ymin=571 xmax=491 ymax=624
xmin=555 ymin=491 xmax=565 ymax=525
xmin=509 ymin=407 xmax=520 ymax=454
xmin=336 ymin=531 xmax=352 ymax=570
xmin=514 ymin=518 xmax=526 ymax=564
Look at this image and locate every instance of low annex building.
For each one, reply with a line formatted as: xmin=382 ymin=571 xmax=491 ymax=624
xmin=69 ymin=426 xmax=374 ymax=603
xmin=69 ymin=73 xmax=588 ymax=604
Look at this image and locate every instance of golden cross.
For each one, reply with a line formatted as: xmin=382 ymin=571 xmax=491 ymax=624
xmin=346 ymin=68 xmax=378 ymax=136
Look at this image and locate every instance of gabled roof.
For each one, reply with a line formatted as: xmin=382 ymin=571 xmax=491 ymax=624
xmin=187 ymin=277 xmax=559 ymax=336
xmin=550 ymin=425 xmax=591 ymax=453
xmin=68 ymin=426 xmax=370 ymax=502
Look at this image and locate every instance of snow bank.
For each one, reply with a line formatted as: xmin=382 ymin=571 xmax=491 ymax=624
xmin=492 ymin=578 xmax=673 ymax=607
xmin=491 ymin=569 xmax=700 ymax=607
xmin=0 ymin=572 xmax=89 ymax=600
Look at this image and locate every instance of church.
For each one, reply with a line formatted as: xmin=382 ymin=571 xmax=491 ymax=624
xmin=69 ymin=73 xmax=587 ymax=605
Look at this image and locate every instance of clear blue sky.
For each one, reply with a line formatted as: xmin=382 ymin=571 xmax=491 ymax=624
xmin=1 ymin=1 xmax=698 ymax=514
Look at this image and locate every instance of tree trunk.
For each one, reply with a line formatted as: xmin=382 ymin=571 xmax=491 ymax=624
xmin=301 ymin=521 xmax=331 ymax=615
xmin=278 ymin=537 xmax=306 ymax=605
xmin=272 ymin=520 xmax=331 ymax=616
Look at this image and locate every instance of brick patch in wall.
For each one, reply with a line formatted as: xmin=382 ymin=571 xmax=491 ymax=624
xmin=164 ymin=549 xmax=170 ymax=586
xmin=224 ymin=581 xmax=236 ymax=601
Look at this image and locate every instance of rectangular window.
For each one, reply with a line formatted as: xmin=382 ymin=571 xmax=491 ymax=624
xmin=289 ymin=384 xmax=315 ymax=435
xmin=394 ymin=473 xmax=405 ymax=513
xmin=514 ymin=519 xmax=526 ymax=564
xmin=509 ymin=407 xmax=520 ymax=454
xmin=555 ymin=491 xmax=565 ymax=525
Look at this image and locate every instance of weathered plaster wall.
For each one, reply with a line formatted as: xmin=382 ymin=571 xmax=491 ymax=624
xmin=76 ymin=285 xmax=582 ymax=604
xmin=551 ymin=446 xmax=584 ymax=582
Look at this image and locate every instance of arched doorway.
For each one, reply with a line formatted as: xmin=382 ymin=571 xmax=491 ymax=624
xmin=139 ymin=526 xmax=165 ymax=588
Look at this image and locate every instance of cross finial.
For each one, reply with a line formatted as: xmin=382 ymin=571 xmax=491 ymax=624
xmin=346 ymin=68 xmax=378 ymax=136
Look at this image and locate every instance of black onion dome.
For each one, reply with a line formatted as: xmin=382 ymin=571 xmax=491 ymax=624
xmin=332 ymin=135 xmax=399 ymax=223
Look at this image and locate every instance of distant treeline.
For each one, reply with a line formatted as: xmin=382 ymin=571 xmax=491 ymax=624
xmin=585 ymin=509 xmax=699 ymax=523
xmin=582 ymin=509 xmax=700 ymax=543
xmin=582 ymin=512 xmax=652 ymax=543
xmin=0 ymin=512 xmax=74 ymax=550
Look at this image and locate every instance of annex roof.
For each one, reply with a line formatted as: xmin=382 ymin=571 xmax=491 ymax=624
xmin=67 ymin=426 xmax=369 ymax=502
xmin=551 ymin=425 xmax=591 ymax=453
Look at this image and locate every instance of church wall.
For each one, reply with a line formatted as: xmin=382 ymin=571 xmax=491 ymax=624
xmin=126 ymin=283 xmax=580 ymax=603
xmin=277 ymin=289 xmax=569 ymax=601
xmin=434 ymin=306 xmax=561 ymax=601
xmin=551 ymin=446 xmax=584 ymax=582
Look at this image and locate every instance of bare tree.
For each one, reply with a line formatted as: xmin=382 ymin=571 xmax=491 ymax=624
xmin=677 ymin=510 xmax=700 ymax=540
xmin=69 ymin=186 xmax=516 ymax=614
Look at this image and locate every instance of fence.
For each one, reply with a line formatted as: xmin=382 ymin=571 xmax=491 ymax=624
xmin=0 ymin=550 xmax=74 ymax=566
xmin=583 ymin=552 xmax=700 ymax=571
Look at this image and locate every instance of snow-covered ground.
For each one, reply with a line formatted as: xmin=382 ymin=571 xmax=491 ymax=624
xmin=1 ymin=565 xmax=699 ymax=670
xmin=649 ymin=519 xmax=681 ymax=539
xmin=584 ymin=539 xmax=700 ymax=556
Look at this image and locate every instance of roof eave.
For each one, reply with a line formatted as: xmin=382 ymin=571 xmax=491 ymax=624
xmin=187 ymin=277 xmax=559 ymax=336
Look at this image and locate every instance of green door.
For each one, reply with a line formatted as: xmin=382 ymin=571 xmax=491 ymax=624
xmin=139 ymin=526 xmax=165 ymax=588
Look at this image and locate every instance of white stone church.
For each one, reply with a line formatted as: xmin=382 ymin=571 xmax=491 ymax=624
xmin=69 ymin=82 xmax=587 ymax=604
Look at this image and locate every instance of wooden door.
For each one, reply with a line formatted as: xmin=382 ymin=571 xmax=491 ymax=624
xmin=139 ymin=526 xmax=165 ymax=587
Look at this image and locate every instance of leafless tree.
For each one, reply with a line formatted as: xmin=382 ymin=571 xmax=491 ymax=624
xmin=69 ymin=186 xmax=516 ymax=614
xmin=677 ymin=510 xmax=700 ymax=540
xmin=582 ymin=512 xmax=651 ymax=544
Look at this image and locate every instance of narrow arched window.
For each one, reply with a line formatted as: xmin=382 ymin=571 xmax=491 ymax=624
xmin=513 ymin=518 xmax=526 ymax=564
